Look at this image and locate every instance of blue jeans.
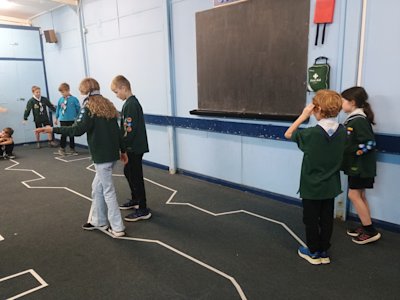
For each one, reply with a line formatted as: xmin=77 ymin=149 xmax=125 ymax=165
xmin=90 ymin=161 xmax=125 ymax=232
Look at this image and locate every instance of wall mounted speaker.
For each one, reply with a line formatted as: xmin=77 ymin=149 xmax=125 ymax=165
xmin=43 ymin=29 xmax=58 ymax=43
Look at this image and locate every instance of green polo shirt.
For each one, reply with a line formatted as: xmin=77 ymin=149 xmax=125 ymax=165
xmin=342 ymin=115 xmax=376 ymax=178
xmin=53 ymin=106 xmax=125 ymax=163
xmin=291 ymin=125 xmax=346 ymax=200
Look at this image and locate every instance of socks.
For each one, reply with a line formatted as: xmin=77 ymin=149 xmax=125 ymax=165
xmin=363 ymin=224 xmax=376 ymax=233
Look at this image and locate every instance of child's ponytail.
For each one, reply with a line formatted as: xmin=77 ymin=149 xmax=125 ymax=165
xmin=362 ymin=101 xmax=375 ymax=125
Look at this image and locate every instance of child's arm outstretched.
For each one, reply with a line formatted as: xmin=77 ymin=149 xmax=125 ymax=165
xmin=0 ymin=137 xmax=13 ymax=145
xmin=284 ymin=103 xmax=315 ymax=139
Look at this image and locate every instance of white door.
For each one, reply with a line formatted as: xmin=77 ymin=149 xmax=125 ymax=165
xmin=0 ymin=26 xmax=47 ymax=144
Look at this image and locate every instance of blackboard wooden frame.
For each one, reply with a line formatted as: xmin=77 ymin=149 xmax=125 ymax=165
xmin=193 ymin=0 xmax=310 ymax=121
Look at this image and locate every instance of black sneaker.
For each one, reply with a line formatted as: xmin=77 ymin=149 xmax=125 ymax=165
xmin=124 ymin=208 xmax=152 ymax=222
xmin=119 ymin=199 xmax=139 ymax=210
xmin=352 ymin=230 xmax=381 ymax=245
xmin=347 ymin=226 xmax=363 ymax=237
xmin=82 ymin=223 xmax=108 ymax=231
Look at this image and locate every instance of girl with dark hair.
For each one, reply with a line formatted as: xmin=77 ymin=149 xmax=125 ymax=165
xmin=341 ymin=86 xmax=380 ymax=244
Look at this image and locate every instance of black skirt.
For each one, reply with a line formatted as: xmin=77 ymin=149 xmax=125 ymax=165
xmin=348 ymin=176 xmax=375 ymax=189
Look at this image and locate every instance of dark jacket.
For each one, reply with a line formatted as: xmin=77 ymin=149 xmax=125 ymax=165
xmin=24 ymin=96 xmax=55 ymax=123
xmin=53 ymin=106 xmax=125 ymax=163
xmin=342 ymin=114 xmax=377 ymax=178
xmin=120 ymin=95 xmax=149 ymax=154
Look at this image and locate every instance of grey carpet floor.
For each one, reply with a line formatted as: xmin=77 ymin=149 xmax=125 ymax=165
xmin=0 ymin=145 xmax=399 ymax=299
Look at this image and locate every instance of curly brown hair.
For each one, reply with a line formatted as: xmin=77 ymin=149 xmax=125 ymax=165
xmin=79 ymin=77 xmax=118 ymax=119
xmin=312 ymin=89 xmax=342 ymax=118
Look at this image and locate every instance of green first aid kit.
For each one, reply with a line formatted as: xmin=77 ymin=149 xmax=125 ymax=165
xmin=307 ymin=56 xmax=330 ymax=92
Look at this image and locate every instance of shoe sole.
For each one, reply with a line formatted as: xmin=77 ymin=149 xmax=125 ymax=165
xmin=124 ymin=213 xmax=152 ymax=222
xmin=107 ymin=229 xmax=125 ymax=237
xmin=346 ymin=231 xmax=360 ymax=237
xmin=119 ymin=205 xmax=139 ymax=210
xmin=82 ymin=224 xmax=108 ymax=231
xmin=53 ymin=151 xmax=66 ymax=156
xmin=352 ymin=232 xmax=381 ymax=245
xmin=320 ymin=257 xmax=331 ymax=264
xmin=298 ymin=249 xmax=322 ymax=265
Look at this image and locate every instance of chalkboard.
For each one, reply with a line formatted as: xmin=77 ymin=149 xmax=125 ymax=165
xmin=192 ymin=0 xmax=310 ymax=121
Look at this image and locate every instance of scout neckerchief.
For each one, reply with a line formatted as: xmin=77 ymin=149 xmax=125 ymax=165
xmin=33 ymin=95 xmax=44 ymax=115
xmin=61 ymin=96 xmax=69 ymax=116
xmin=82 ymin=90 xmax=101 ymax=107
xmin=344 ymin=108 xmax=375 ymax=155
xmin=344 ymin=108 xmax=366 ymax=124
xmin=318 ymin=117 xmax=339 ymax=136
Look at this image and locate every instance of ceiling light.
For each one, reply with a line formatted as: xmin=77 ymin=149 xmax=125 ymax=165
xmin=0 ymin=0 xmax=17 ymax=9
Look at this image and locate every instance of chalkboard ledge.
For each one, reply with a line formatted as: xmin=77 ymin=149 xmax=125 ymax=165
xmin=190 ymin=109 xmax=299 ymax=121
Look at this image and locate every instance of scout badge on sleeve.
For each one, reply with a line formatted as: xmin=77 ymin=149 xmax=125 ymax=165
xmin=313 ymin=0 xmax=336 ymax=46
xmin=307 ymin=56 xmax=330 ymax=92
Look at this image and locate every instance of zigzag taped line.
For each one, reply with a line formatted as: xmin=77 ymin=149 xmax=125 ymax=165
xmin=4 ymin=159 xmax=247 ymax=300
xmin=85 ymin=164 xmax=306 ymax=246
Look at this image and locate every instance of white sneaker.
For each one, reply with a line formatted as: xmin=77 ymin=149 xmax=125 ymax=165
xmin=107 ymin=227 xmax=125 ymax=237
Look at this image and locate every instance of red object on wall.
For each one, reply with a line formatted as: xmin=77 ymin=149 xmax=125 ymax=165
xmin=313 ymin=0 xmax=335 ymax=45
xmin=314 ymin=0 xmax=335 ymax=24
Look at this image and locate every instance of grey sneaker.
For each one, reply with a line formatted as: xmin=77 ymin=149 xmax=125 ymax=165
xmin=68 ymin=148 xmax=78 ymax=155
xmin=58 ymin=148 xmax=66 ymax=156
xmin=49 ymin=140 xmax=58 ymax=147
xmin=36 ymin=142 xmax=41 ymax=149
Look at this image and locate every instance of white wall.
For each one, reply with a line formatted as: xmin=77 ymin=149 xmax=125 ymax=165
xmin=31 ymin=0 xmax=400 ymax=227
xmin=33 ymin=6 xmax=87 ymax=146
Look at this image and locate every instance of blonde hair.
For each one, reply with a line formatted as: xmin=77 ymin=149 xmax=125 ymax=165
xmin=32 ymin=86 xmax=40 ymax=93
xmin=110 ymin=75 xmax=131 ymax=91
xmin=79 ymin=77 xmax=118 ymax=119
xmin=58 ymin=82 xmax=70 ymax=92
xmin=312 ymin=89 xmax=342 ymax=118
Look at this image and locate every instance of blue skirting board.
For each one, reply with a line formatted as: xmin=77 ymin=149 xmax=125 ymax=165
xmin=144 ymin=114 xmax=400 ymax=155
